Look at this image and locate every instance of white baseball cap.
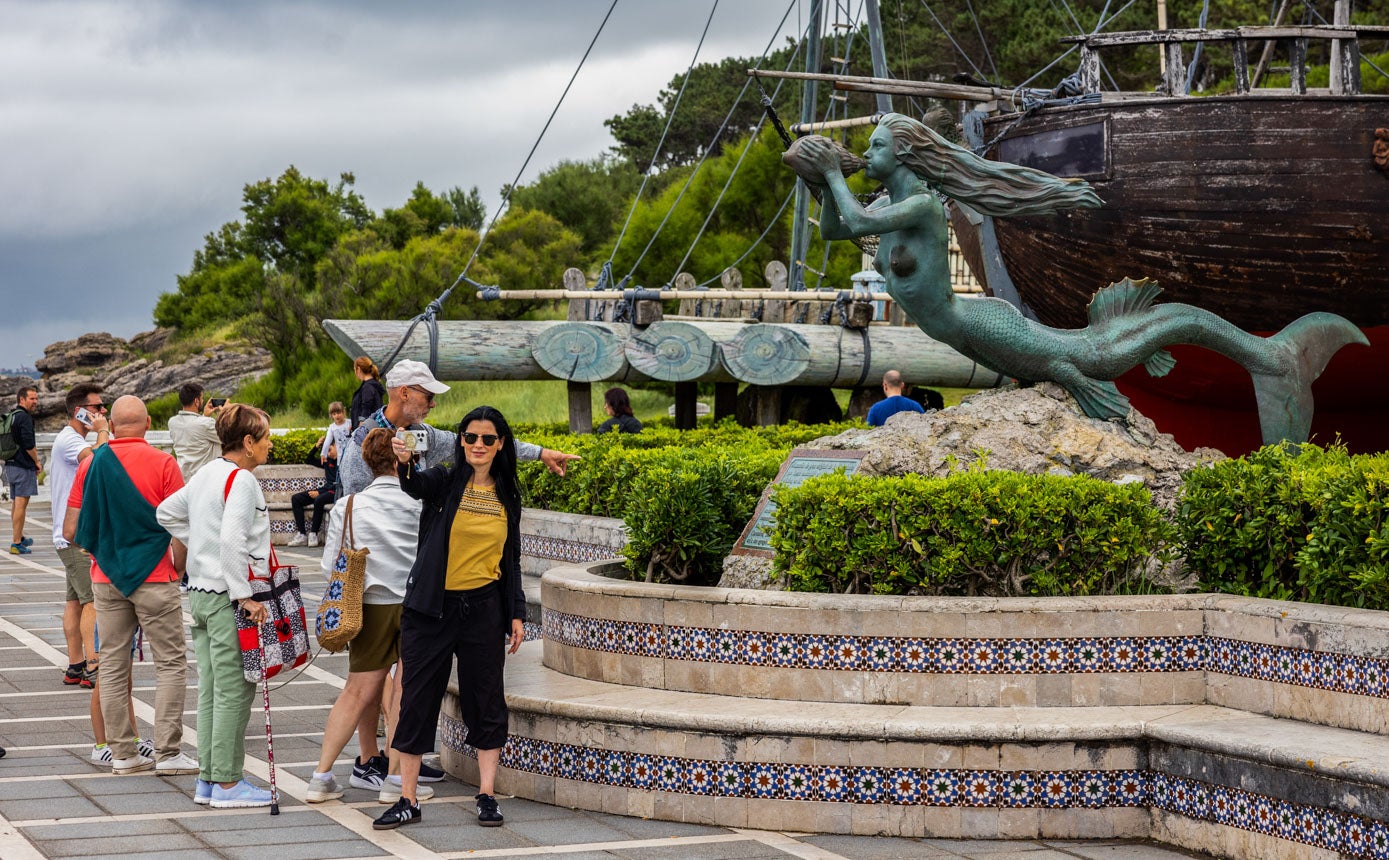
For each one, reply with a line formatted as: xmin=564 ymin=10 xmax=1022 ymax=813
xmin=384 ymin=359 xmax=451 ymax=394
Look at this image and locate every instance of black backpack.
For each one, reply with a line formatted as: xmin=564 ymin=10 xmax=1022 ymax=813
xmin=0 ymin=409 xmax=21 ymax=462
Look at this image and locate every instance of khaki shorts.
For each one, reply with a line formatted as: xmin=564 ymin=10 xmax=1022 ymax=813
xmin=348 ymin=603 xmax=402 ymax=673
xmin=58 ymin=545 xmax=94 ymax=604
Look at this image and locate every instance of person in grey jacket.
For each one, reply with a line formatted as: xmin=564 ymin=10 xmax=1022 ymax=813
xmin=337 ymin=360 xmax=578 ymax=496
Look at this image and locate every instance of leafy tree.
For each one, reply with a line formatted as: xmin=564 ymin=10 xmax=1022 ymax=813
xmin=446 ymin=186 xmax=486 ymax=231
xmin=238 ymin=167 xmax=371 ymax=277
xmin=505 ymin=157 xmax=642 ymax=256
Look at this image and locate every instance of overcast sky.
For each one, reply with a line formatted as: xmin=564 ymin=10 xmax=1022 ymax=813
xmin=0 ymin=0 xmax=809 ymax=370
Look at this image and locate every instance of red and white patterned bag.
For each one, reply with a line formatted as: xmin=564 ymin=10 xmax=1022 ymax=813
xmin=224 ymin=470 xmax=311 ymax=682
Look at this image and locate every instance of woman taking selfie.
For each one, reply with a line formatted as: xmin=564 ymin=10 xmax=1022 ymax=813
xmin=374 ymin=406 xmax=525 ymax=831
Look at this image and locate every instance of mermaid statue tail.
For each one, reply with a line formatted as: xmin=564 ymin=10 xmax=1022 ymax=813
xmin=1052 ymin=278 xmax=1368 ymax=445
xmin=1251 ymin=313 xmax=1368 ymax=445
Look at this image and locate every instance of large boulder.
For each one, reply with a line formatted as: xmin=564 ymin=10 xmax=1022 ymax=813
xmin=804 ymin=382 xmax=1222 ymax=512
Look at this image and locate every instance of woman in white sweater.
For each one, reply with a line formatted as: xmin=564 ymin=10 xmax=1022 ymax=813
xmin=156 ymin=404 xmax=274 ymax=809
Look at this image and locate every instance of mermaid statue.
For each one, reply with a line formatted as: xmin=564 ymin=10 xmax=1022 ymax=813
xmin=788 ymin=114 xmax=1367 ymax=446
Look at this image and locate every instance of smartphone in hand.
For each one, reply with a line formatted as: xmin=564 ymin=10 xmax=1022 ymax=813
xmin=75 ymin=408 xmax=94 ymax=428
xmin=210 ymin=397 xmax=227 ymax=407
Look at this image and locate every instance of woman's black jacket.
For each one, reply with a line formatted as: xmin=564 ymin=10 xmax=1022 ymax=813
xmin=350 ymin=379 xmax=386 ymax=430
xmin=397 ymin=462 xmax=525 ymax=624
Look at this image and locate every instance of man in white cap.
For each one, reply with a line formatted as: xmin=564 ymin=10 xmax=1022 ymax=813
xmin=338 ymin=358 xmax=578 ymax=497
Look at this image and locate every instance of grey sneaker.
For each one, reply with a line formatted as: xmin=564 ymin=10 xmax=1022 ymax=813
xmin=306 ymin=773 xmax=344 ymax=803
xmin=378 ymin=781 xmax=434 ymax=803
xmin=286 ymin=532 xmax=308 ymax=547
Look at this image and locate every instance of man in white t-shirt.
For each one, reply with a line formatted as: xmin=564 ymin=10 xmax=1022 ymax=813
xmin=50 ymin=383 xmax=109 ymax=688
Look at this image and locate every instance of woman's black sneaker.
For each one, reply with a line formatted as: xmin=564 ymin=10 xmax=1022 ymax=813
xmin=372 ymin=797 xmax=420 ymax=830
xmin=476 ymin=792 xmax=503 ymax=826
xmin=418 ymin=761 xmax=446 ymax=783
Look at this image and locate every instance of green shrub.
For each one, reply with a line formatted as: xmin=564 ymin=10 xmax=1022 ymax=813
xmin=516 ymin=420 xmax=857 ymax=584
xmin=267 ymin=428 xmax=327 ymax=466
xmin=1177 ymin=443 xmax=1389 ymax=609
xmin=770 ymin=470 xmax=1176 ymax=596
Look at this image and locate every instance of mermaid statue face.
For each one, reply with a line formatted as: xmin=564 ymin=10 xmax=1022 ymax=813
xmin=863 ymin=126 xmax=899 ymax=181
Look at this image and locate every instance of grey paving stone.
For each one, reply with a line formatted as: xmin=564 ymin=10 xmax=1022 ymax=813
xmin=207 ymin=821 xmax=369 ymax=847
xmin=581 ymin=809 xmax=733 ymax=839
xmin=506 ymin=814 xmax=636 ymax=846
xmin=0 ymin=794 xmax=106 ymax=821
xmin=80 ymin=852 xmax=220 ymax=860
xmin=23 ymin=818 xmax=184 ymax=840
xmin=1045 ymin=842 xmax=1205 ymax=859
xmin=33 ymin=832 xmax=205 ymax=857
xmin=402 ymin=818 xmax=538 ymax=853
xmin=609 ymin=841 xmax=796 ymax=859
xmin=177 ymin=808 xmax=323 ymax=832
xmin=924 ymin=839 xmax=1050 ymax=854
xmin=93 ymin=789 xmax=201 ymax=816
xmin=0 ymin=778 xmax=83 ymax=800
xmin=219 ymin=840 xmax=387 ymax=860
xmin=802 ymin=834 xmax=961 ymax=859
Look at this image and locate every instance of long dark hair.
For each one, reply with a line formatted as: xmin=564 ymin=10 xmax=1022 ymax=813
xmin=451 ymin=405 xmax=521 ymax=520
xmin=604 ymin=387 xmax=634 ymax=417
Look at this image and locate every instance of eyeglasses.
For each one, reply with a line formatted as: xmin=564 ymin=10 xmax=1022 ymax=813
xmin=462 ymin=432 xmax=500 ymax=446
xmin=408 ymin=386 xmax=435 ymax=404
xmin=84 ymin=402 xmax=107 ymax=411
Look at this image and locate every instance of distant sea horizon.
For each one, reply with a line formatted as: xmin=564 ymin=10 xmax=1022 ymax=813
xmin=0 ymin=368 xmax=40 ymax=379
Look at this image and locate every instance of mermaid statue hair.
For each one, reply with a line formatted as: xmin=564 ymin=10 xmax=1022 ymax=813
xmin=877 ymin=113 xmax=1103 ymax=218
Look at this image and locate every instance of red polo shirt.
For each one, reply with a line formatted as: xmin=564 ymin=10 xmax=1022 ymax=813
xmin=68 ymin=437 xmax=185 ymax=584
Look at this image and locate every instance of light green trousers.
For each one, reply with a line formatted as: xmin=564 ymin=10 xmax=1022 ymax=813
xmin=189 ymin=591 xmax=255 ymax=784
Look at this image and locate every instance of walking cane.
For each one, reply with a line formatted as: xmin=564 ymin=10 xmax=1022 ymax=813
xmin=257 ymin=623 xmax=280 ymax=815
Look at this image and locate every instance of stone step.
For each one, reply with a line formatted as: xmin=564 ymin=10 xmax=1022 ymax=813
xmin=440 ymin=646 xmax=1389 ymax=857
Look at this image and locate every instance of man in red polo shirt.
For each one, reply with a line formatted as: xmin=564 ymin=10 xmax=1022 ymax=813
xmin=64 ymin=395 xmax=199 ymax=777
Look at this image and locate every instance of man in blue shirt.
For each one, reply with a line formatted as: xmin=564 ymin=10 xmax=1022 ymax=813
xmin=866 ymin=370 xmax=927 ymax=427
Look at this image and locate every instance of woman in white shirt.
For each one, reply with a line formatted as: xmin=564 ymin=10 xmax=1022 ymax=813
xmin=156 ymin=403 xmax=274 ymax=810
xmin=305 ymin=428 xmax=433 ymax=804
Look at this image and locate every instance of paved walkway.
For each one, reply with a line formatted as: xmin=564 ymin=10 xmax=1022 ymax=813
xmin=0 ymin=497 xmax=1207 ymax=859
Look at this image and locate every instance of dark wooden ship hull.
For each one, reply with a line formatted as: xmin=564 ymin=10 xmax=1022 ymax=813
xmin=953 ymin=94 xmax=1389 ymax=454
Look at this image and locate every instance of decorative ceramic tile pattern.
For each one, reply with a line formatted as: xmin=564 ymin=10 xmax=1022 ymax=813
xmin=542 ymin=609 xmax=1389 ymax=700
xmin=258 ymin=477 xmax=329 ymax=495
xmin=544 ymin=609 xmax=1205 ymax=675
xmin=521 ymin=534 xmax=624 ymax=564
xmin=439 ymin=716 xmax=1389 ymax=860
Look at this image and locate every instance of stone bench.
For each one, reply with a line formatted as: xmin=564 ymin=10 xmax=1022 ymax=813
xmin=437 ymin=563 xmax=1389 ymax=860
xmin=253 ymin=465 xmax=333 ymax=545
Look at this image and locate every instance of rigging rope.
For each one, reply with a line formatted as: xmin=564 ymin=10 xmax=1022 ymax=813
xmin=916 ymin=0 xmax=987 ymax=81
xmin=1298 ymin=0 xmax=1388 ymax=82
xmin=379 ymin=0 xmax=620 ymax=372
xmin=962 ymin=0 xmax=1000 ymax=81
xmin=604 ymin=0 xmax=722 ymax=274
xmin=624 ymin=0 xmax=810 ymax=285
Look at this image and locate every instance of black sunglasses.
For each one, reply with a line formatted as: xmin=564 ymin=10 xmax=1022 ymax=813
xmin=84 ymin=402 xmax=107 ymax=411
xmin=462 ymin=432 xmax=500 ymax=446
xmin=408 ymin=386 xmax=435 ymax=403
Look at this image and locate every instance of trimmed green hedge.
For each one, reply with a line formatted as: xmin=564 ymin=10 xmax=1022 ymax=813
xmin=1177 ymin=443 xmax=1389 ymax=609
xmin=266 ymin=428 xmax=325 ymax=466
xmin=518 ymin=420 xmax=858 ymax=584
xmin=770 ymin=470 xmax=1177 ymax=596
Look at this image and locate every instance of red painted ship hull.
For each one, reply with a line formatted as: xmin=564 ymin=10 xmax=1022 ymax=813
xmin=955 ymin=95 xmax=1389 ymax=454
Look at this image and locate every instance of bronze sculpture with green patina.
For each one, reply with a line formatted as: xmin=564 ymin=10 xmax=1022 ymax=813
xmin=789 ymin=113 xmax=1368 ymax=446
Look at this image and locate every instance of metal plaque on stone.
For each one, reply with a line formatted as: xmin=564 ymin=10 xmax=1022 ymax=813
xmin=732 ymin=448 xmax=866 ymax=558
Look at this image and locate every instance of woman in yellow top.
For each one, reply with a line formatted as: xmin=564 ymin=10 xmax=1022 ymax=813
xmin=375 ymin=406 xmax=525 ymax=832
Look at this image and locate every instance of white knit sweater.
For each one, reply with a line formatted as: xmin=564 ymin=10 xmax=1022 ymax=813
xmin=156 ymin=457 xmax=269 ymax=600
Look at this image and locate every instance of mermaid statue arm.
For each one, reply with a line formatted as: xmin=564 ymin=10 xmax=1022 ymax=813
xmin=797 ymin=136 xmax=929 ymax=239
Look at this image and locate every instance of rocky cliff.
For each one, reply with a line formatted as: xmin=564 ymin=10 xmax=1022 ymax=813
xmin=0 ymin=330 xmax=271 ymax=429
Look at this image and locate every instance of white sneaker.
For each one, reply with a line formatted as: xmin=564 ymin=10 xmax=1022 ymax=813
xmin=112 ymin=754 xmax=155 ymax=775
xmin=378 ymin=781 xmax=433 ymax=803
xmin=287 ymin=532 xmax=308 ymax=547
xmin=307 ymin=532 xmax=319 ymax=547
xmin=137 ymin=738 xmax=154 ymax=759
xmin=91 ymin=744 xmax=112 ymax=764
xmin=155 ymin=752 xmax=200 ymax=775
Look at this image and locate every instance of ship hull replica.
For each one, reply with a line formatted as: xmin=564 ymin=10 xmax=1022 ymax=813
xmin=954 ymin=94 xmax=1389 ymax=454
